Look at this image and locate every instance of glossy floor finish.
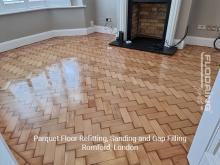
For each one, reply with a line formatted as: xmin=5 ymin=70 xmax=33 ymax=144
xmin=0 ymin=33 xmax=220 ymax=165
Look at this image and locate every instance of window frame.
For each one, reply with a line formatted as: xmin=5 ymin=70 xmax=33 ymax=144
xmin=0 ymin=0 xmax=84 ymax=15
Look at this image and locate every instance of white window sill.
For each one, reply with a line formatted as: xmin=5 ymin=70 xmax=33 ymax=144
xmin=0 ymin=5 xmax=86 ymax=16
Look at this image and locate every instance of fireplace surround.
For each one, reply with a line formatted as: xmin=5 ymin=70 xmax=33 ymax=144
xmin=110 ymin=0 xmax=182 ymax=55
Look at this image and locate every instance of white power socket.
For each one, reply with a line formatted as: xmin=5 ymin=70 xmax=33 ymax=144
xmin=106 ymin=18 xmax=112 ymax=22
xmin=198 ymin=25 xmax=220 ymax=32
xmin=207 ymin=25 xmax=218 ymax=31
xmin=197 ymin=25 xmax=206 ymax=30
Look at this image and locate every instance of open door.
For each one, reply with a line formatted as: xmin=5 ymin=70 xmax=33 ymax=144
xmin=188 ymin=71 xmax=220 ymax=165
xmin=0 ymin=134 xmax=18 ymax=165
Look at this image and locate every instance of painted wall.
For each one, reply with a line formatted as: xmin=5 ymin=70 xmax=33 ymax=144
xmin=84 ymin=0 xmax=96 ymax=27
xmin=94 ymin=0 xmax=117 ymax=27
xmin=49 ymin=8 xmax=87 ymax=30
xmin=0 ymin=10 xmax=51 ymax=43
xmin=188 ymin=0 xmax=220 ymax=38
xmin=175 ymin=0 xmax=193 ymax=39
xmin=0 ymin=7 xmax=87 ymax=43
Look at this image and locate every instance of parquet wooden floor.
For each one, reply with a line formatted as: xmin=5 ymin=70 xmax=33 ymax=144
xmin=0 ymin=33 xmax=220 ymax=165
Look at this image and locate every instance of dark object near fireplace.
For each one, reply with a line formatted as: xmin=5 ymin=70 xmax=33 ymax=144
xmin=117 ymin=31 xmax=124 ymax=45
xmin=110 ymin=0 xmax=177 ymax=55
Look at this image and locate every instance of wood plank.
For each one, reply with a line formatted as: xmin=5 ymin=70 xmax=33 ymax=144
xmin=54 ymin=145 xmax=65 ymax=165
xmin=120 ymin=108 xmax=132 ymax=123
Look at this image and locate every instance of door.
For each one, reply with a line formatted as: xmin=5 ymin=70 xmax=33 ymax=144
xmin=0 ymin=134 xmax=18 ymax=165
xmin=188 ymin=71 xmax=220 ymax=165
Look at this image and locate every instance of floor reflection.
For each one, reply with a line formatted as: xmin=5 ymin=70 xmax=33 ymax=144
xmin=7 ymin=58 xmax=82 ymax=117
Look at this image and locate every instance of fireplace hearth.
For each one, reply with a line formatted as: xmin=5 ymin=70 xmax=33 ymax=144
xmin=110 ymin=0 xmax=178 ymax=55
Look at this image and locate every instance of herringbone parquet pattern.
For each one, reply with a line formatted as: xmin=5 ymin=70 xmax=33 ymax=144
xmin=0 ymin=33 xmax=220 ymax=165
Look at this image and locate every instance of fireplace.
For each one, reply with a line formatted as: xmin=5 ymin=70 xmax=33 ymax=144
xmin=110 ymin=0 xmax=182 ymax=55
xmin=128 ymin=1 xmax=170 ymax=41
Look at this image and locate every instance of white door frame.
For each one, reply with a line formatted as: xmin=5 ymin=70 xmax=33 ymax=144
xmin=188 ymin=71 xmax=220 ymax=165
xmin=0 ymin=134 xmax=18 ymax=165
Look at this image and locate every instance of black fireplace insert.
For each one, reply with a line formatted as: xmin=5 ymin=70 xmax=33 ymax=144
xmin=110 ymin=0 xmax=177 ymax=55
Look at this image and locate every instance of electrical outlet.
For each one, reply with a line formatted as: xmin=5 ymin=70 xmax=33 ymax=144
xmin=197 ymin=25 xmax=206 ymax=30
xmin=206 ymin=25 xmax=212 ymax=31
xmin=217 ymin=26 xmax=220 ymax=32
xmin=106 ymin=18 xmax=112 ymax=22
xmin=207 ymin=25 xmax=218 ymax=31
xmin=211 ymin=26 xmax=217 ymax=31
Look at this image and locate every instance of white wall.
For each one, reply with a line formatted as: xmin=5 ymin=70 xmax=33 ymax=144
xmin=188 ymin=0 xmax=220 ymax=38
xmin=0 ymin=7 xmax=93 ymax=43
xmin=94 ymin=0 xmax=117 ymax=27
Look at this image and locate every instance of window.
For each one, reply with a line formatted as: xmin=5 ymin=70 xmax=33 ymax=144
xmin=0 ymin=0 xmax=83 ymax=14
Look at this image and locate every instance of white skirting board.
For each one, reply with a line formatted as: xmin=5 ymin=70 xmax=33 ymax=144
xmin=95 ymin=26 xmax=118 ymax=35
xmin=185 ymin=36 xmax=215 ymax=48
xmin=0 ymin=27 xmax=216 ymax=52
xmin=0 ymin=26 xmax=117 ymax=53
xmin=0 ymin=31 xmax=53 ymax=53
xmin=174 ymin=36 xmax=216 ymax=49
xmin=0 ymin=28 xmax=88 ymax=53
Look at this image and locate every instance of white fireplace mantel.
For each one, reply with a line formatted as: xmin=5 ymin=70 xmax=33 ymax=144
xmin=118 ymin=0 xmax=182 ymax=48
